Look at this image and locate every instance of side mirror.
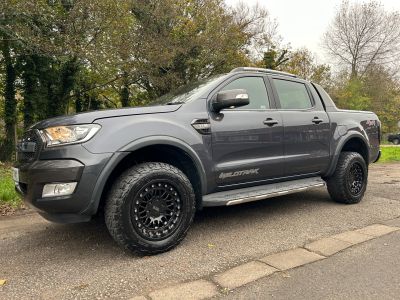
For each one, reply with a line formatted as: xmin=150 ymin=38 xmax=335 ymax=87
xmin=212 ymin=89 xmax=249 ymax=113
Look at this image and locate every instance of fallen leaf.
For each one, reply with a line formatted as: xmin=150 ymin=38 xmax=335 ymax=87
xmin=207 ymin=243 xmax=215 ymax=248
xmin=0 ymin=279 xmax=6 ymax=286
xmin=74 ymin=283 xmax=89 ymax=290
xmin=221 ymin=287 xmax=229 ymax=294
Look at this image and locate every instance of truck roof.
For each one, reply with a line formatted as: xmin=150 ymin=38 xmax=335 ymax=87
xmin=230 ymin=67 xmax=298 ymax=78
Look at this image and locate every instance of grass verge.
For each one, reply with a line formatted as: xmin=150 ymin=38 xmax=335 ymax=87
xmin=0 ymin=163 xmax=23 ymax=211
xmin=379 ymin=146 xmax=400 ymax=163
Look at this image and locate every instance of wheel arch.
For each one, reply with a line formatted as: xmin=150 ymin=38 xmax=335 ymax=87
xmin=81 ymin=137 xmax=207 ymax=216
xmin=325 ymin=132 xmax=370 ymax=178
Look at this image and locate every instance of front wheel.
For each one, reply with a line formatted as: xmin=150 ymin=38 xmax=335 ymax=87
xmin=393 ymin=138 xmax=399 ymax=145
xmin=326 ymin=152 xmax=368 ymax=204
xmin=105 ymin=162 xmax=196 ymax=254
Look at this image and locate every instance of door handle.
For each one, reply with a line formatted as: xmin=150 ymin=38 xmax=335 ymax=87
xmin=312 ymin=117 xmax=323 ymax=124
xmin=263 ymin=118 xmax=279 ymax=126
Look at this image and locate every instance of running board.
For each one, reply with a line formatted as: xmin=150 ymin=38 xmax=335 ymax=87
xmin=202 ymin=177 xmax=325 ymax=207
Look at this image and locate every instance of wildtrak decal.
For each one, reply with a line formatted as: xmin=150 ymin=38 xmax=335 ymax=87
xmin=219 ymin=168 xmax=260 ymax=179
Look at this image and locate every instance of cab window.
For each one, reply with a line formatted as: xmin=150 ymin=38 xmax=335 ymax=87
xmin=273 ymin=79 xmax=313 ymax=109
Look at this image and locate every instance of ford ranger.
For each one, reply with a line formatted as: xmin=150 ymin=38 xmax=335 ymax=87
xmin=14 ymin=67 xmax=381 ymax=254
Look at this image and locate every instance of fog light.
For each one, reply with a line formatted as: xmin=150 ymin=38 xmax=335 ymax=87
xmin=42 ymin=182 xmax=77 ymax=198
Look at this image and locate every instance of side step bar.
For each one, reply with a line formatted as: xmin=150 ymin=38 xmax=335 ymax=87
xmin=202 ymin=177 xmax=325 ymax=207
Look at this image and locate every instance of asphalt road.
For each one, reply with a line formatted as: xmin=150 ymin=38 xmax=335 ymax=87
xmin=1 ymin=163 xmax=399 ymax=299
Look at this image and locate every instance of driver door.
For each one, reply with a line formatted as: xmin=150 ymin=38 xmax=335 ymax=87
xmin=210 ymin=75 xmax=284 ymax=187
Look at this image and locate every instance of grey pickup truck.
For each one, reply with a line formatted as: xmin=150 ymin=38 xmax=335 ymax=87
xmin=14 ymin=67 xmax=381 ymax=254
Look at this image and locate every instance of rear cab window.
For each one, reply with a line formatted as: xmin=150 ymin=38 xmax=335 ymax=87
xmin=273 ymin=79 xmax=313 ymax=109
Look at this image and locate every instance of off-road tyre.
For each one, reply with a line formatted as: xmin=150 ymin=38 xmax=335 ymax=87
xmin=327 ymin=151 xmax=368 ymax=204
xmin=105 ymin=162 xmax=196 ymax=254
xmin=393 ymin=138 xmax=399 ymax=145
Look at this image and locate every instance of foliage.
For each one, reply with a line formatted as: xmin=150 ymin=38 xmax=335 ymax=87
xmin=128 ymin=0 xmax=271 ymax=97
xmin=260 ymin=45 xmax=289 ymax=70
xmin=281 ymin=48 xmax=332 ymax=89
xmin=332 ymin=77 xmax=371 ymax=111
xmin=362 ymin=66 xmax=400 ymax=133
xmin=329 ymin=66 xmax=400 ymax=133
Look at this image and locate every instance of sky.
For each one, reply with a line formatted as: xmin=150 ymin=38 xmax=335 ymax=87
xmin=225 ymin=0 xmax=400 ymax=63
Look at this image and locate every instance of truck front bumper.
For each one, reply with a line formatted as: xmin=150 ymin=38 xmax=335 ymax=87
xmin=14 ymin=145 xmax=113 ymax=223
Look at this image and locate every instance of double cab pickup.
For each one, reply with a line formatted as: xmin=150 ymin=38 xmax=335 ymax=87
xmin=14 ymin=67 xmax=381 ymax=254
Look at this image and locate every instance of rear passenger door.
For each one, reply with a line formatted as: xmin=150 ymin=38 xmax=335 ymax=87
xmin=270 ymin=76 xmax=331 ymax=176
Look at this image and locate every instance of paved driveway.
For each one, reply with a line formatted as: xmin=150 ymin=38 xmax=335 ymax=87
xmin=0 ymin=163 xmax=399 ymax=299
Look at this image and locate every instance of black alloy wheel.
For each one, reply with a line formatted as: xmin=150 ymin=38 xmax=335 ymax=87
xmin=131 ymin=181 xmax=182 ymax=240
xmin=347 ymin=162 xmax=365 ymax=196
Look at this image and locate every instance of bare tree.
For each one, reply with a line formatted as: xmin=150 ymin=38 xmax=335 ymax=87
xmin=324 ymin=0 xmax=400 ymax=77
xmin=230 ymin=1 xmax=279 ymax=60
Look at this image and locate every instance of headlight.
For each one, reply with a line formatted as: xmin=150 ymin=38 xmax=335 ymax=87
xmin=40 ymin=124 xmax=101 ymax=147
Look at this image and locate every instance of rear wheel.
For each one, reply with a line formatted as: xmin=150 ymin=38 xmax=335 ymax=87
xmin=105 ymin=162 xmax=196 ymax=254
xmin=327 ymin=152 xmax=368 ymax=204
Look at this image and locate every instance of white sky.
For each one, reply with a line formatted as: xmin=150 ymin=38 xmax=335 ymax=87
xmin=225 ymin=0 xmax=400 ymax=63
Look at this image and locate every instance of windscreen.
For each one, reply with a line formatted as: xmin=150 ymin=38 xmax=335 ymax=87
xmin=151 ymin=74 xmax=226 ymax=105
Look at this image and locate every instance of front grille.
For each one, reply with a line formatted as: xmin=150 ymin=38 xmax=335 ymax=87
xmin=17 ymin=130 xmax=43 ymax=163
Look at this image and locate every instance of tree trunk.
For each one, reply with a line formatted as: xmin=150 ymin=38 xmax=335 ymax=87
xmin=120 ymin=72 xmax=130 ymax=107
xmin=351 ymin=62 xmax=358 ymax=79
xmin=22 ymin=56 xmax=36 ymax=130
xmin=75 ymin=90 xmax=85 ymax=113
xmin=1 ymin=38 xmax=17 ymax=161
